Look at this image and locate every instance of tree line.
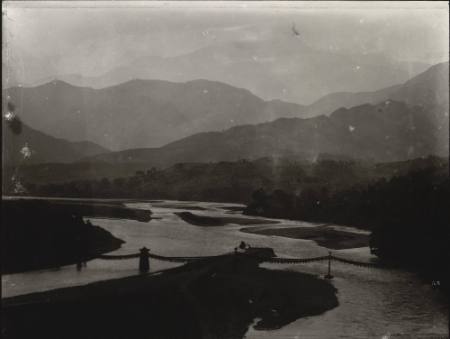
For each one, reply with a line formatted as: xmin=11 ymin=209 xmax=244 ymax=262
xmin=245 ymin=164 xmax=449 ymax=293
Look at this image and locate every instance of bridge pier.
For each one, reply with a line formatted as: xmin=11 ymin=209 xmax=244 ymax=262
xmin=324 ymin=251 xmax=333 ymax=279
xmin=139 ymin=247 xmax=150 ymax=273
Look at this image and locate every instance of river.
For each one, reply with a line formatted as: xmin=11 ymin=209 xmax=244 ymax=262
xmin=2 ymin=200 xmax=448 ymax=338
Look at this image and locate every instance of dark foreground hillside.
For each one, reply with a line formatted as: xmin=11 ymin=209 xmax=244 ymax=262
xmin=2 ymin=254 xmax=338 ymax=339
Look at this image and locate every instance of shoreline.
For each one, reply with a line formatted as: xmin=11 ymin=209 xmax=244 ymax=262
xmin=1 ymin=199 xmax=138 ymax=274
xmin=3 ymin=196 xmax=153 ymax=221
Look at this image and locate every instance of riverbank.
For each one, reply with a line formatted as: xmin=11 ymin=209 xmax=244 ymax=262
xmin=4 ymin=196 xmax=153 ymax=221
xmin=1 ymin=199 xmax=128 ymax=274
xmin=2 ymin=253 xmax=338 ymax=339
xmin=241 ymin=225 xmax=369 ymax=250
xmin=175 ymin=211 xmax=278 ymax=227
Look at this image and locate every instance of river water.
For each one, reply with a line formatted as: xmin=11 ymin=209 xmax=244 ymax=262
xmin=2 ymin=200 xmax=448 ymax=338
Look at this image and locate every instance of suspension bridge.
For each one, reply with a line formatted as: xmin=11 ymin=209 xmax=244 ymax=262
xmin=96 ymin=244 xmax=384 ymax=279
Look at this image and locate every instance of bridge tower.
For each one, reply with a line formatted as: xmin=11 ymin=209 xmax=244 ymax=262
xmin=139 ymin=247 xmax=150 ymax=273
xmin=325 ymin=251 xmax=333 ymax=279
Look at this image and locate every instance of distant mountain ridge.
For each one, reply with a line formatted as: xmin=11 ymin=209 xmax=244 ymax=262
xmin=306 ymin=62 xmax=449 ymax=117
xmin=80 ymin=61 xmax=449 ymax=166
xmin=9 ymin=38 xmax=429 ymax=105
xmin=3 ymin=62 xmax=448 ymax=167
xmin=85 ymin=100 xmax=448 ymax=166
xmin=5 ymin=62 xmax=447 ymax=152
xmin=5 ymin=79 xmax=307 ymax=151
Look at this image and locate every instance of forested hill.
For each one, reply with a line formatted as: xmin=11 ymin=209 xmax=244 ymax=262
xmin=15 ymin=156 xmax=448 ymax=204
xmin=244 ymin=160 xmax=449 ymax=294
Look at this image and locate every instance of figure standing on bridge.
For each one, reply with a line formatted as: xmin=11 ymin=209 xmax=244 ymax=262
xmin=238 ymin=241 xmax=251 ymax=252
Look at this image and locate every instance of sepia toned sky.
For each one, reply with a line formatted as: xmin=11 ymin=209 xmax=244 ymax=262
xmin=3 ymin=1 xmax=449 ymax=82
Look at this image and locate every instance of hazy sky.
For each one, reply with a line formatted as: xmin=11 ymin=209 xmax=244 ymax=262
xmin=3 ymin=1 xmax=449 ymax=81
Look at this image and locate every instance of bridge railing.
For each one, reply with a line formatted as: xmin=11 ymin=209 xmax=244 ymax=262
xmin=96 ymin=247 xmax=234 ymax=272
xmin=97 ymin=253 xmax=140 ymax=260
xmin=330 ymin=255 xmax=382 ymax=268
xmin=94 ymin=247 xmax=384 ymax=277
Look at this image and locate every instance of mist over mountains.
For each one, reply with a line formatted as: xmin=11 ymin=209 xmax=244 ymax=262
xmin=8 ymin=37 xmax=429 ymax=106
xmin=86 ymin=100 xmax=448 ymax=167
xmin=307 ymin=62 xmax=449 ymax=116
xmin=77 ymin=61 xmax=450 ymax=166
xmin=5 ymin=79 xmax=307 ymax=150
xmin=3 ymin=61 xmax=448 ymax=172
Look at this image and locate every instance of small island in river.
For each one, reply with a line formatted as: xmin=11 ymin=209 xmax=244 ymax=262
xmin=241 ymin=225 xmax=369 ymax=250
xmin=175 ymin=211 xmax=279 ymax=226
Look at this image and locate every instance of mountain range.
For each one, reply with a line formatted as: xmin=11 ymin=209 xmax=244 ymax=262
xmin=306 ymin=61 xmax=449 ymax=116
xmin=5 ymin=62 xmax=448 ymax=152
xmin=85 ymin=100 xmax=448 ymax=166
xmin=8 ymin=37 xmax=429 ymax=105
xmin=5 ymin=79 xmax=307 ymax=150
xmin=3 ymin=61 xmax=448 ymax=172
xmin=81 ymin=62 xmax=449 ymax=166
